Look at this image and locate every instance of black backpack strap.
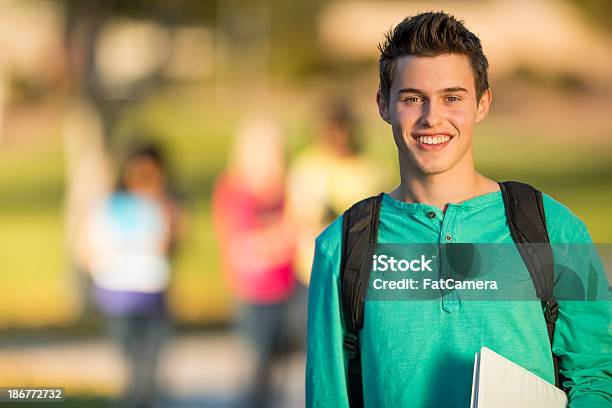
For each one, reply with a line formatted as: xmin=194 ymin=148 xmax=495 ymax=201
xmin=340 ymin=193 xmax=383 ymax=408
xmin=499 ymin=181 xmax=562 ymax=389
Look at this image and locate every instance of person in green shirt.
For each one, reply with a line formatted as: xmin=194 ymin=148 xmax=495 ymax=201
xmin=306 ymin=11 xmax=612 ymax=408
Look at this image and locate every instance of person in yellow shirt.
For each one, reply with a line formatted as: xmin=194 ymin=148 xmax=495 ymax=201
xmin=286 ymin=104 xmax=387 ymax=286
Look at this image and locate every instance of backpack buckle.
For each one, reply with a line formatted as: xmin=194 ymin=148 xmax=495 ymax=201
xmin=343 ymin=333 xmax=360 ymax=359
xmin=543 ymin=297 xmax=559 ymax=323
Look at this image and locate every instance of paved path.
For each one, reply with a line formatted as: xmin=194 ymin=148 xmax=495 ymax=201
xmin=0 ymin=331 xmax=305 ymax=407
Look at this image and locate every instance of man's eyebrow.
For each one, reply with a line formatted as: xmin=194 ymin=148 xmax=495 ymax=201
xmin=398 ymin=87 xmax=469 ymax=95
xmin=398 ymin=88 xmax=425 ymax=95
xmin=441 ymin=87 xmax=468 ymax=93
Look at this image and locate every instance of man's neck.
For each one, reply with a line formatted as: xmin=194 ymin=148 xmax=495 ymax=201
xmin=390 ymin=156 xmax=500 ymax=213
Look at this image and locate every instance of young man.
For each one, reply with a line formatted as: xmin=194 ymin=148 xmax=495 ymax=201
xmin=306 ymin=11 xmax=611 ymax=408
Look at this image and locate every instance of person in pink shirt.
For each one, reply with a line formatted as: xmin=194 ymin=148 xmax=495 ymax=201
xmin=213 ymin=117 xmax=295 ymax=408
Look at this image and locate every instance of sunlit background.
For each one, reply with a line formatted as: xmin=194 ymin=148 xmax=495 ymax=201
xmin=0 ymin=0 xmax=611 ymax=406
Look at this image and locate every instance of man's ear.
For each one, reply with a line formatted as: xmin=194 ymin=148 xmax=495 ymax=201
xmin=475 ymin=88 xmax=492 ymax=123
xmin=376 ymin=89 xmax=391 ymax=124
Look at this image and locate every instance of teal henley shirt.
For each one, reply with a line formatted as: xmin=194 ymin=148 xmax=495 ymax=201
xmin=306 ymin=190 xmax=612 ymax=407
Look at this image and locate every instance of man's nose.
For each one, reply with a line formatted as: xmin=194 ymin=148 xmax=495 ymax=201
xmin=419 ymin=100 xmax=442 ymax=128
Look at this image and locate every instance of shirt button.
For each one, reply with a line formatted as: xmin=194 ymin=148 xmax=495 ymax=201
xmin=445 ymin=235 xmax=452 ymax=241
xmin=427 ymin=211 xmax=436 ymax=218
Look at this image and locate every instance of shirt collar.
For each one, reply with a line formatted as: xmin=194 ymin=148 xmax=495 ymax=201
xmin=382 ymin=190 xmax=502 ymax=213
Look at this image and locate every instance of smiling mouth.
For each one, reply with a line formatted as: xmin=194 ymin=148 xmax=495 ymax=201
xmin=412 ymin=134 xmax=453 ymax=145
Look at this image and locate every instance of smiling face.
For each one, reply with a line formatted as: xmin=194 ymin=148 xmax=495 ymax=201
xmin=377 ymin=53 xmax=491 ymax=176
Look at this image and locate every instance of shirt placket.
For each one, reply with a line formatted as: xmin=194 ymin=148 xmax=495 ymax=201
xmin=438 ymin=206 xmax=461 ymax=313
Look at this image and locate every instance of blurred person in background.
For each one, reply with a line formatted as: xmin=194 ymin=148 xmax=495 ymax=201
xmin=212 ymin=117 xmax=296 ymax=408
xmin=287 ymin=103 xmax=387 ymax=286
xmin=285 ymin=103 xmax=386 ymax=343
xmin=78 ymin=142 xmax=183 ymax=408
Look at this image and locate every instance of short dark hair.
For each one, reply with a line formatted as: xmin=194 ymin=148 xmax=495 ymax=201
xmin=116 ymin=142 xmax=167 ymax=191
xmin=322 ymin=101 xmax=362 ymax=153
xmin=125 ymin=143 xmax=165 ymax=168
xmin=378 ymin=11 xmax=489 ymax=102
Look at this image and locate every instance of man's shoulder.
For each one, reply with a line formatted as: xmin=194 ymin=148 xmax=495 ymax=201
xmin=308 ymin=216 xmax=344 ymax=284
xmin=314 ymin=195 xmax=381 ymax=257
xmin=541 ymin=192 xmax=590 ymax=243
xmin=315 ymin=215 xmax=344 ymax=259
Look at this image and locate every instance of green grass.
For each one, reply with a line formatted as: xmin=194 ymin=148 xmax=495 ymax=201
xmin=0 ymin=209 xmax=78 ymax=327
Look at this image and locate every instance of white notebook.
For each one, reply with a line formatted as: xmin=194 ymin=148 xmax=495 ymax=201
xmin=470 ymin=346 xmax=568 ymax=408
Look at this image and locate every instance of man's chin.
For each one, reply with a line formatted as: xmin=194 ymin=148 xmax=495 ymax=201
xmin=400 ymin=153 xmax=453 ymax=176
xmin=421 ymin=169 xmax=448 ymax=176
xmin=414 ymin=163 xmax=450 ymax=176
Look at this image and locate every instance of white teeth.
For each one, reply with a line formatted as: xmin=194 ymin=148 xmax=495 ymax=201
xmin=416 ymin=135 xmax=451 ymax=145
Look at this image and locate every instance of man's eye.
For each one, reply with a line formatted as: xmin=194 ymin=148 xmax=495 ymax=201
xmin=446 ymin=96 xmax=461 ymax=102
xmin=402 ymin=97 xmax=421 ymax=103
